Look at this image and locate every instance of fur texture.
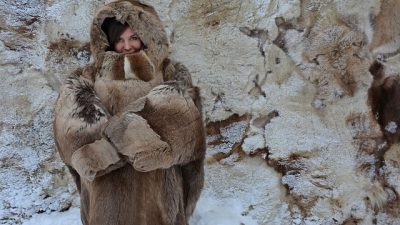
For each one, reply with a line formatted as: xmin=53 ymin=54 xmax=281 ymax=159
xmin=53 ymin=1 xmax=205 ymax=225
xmin=370 ymin=0 xmax=400 ymax=58
xmin=368 ymin=60 xmax=400 ymax=144
xmin=362 ymin=60 xmax=400 ymax=211
xmin=94 ymin=51 xmax=162 ymax=115
xmin=275 ymin=1 xmax=372 ymax=108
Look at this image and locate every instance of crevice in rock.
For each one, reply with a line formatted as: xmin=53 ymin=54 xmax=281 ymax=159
xmin=273 ymin=16 xmax=297 ymax=53
xmin=247 ymin=147 xmax=269 ymax=158
xmin=239 ymin=26 xmax=268 ymax=57
xmin=266 ymin=149 xmax=326 ymax=218
xmin=247 ymin=74 xmax=267 ymax=97
xmin=251 ymin=110 xmax=279 ymax=129
xmin=206 ymin=114 xmax=249 ymax=164
xmin=266 ymin=152 xmax=312 ymax=185
xmin=208 ymin=90 xmax=231 ymax=120
xmin=341 ymin=218 xmax=362 ymax=225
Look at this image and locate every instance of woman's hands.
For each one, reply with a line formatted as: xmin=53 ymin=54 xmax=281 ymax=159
xmin=71 ymin=139 xmax=126 ymax=181
xmin=103 ymin=111 xmax=174 ymax=172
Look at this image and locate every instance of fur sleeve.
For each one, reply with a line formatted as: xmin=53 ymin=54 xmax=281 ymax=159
xmin=138 ymin=61 xmax=205 ymax=167
xmin=101 ymin=59 xmax=205 ymax=169
xmin=162 ymin=61 xmax=206 ymax=218
xmin=163 ymin=60 xmax=193 ymax=88
xmin=103 ymin=83 xmax=206 ymax=170
xmin=163 ymin=60 xmax=202 ymax=116
xmin=53 ymin=70 xmax=124 ymax=180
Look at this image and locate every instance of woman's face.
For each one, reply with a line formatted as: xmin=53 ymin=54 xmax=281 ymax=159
xmin=115 ymin=27 xmax=142 ymax=54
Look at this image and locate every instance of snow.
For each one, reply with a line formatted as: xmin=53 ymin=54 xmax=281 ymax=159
xmin=385 ymin=121 xmax=398 ymax=134
xmin=207 ymin=120 xmax=248 ymax=156
xmin=21 ymin=197 xmax=258 ymax=225
xmin=21 ymin=208 xmax=81 ymax=225
xmin=190 ymin=196 xmax=258 ymax=225
xmin=242 ymin=134 xmax=265 ymax=154
xmin=265 ymin=110 xmax=340 ymax=159
xmin=20 ymin=157 xmax=280 ymax=225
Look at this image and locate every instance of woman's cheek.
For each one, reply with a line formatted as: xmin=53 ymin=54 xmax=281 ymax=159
xmin=133 ymin=40 xmax=142 ymax=51
xmin=115 ymin=43 xmax=123 ymax=53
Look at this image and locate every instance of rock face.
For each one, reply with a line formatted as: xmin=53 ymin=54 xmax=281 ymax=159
xmin=1 ymin=0 xmax=400 ymax=224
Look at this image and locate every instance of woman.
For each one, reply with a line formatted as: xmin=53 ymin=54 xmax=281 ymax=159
xmin=102 ymin=17 xmax=143 ymax=54
xmin=53 ymin=1 xmax=206 ymax=225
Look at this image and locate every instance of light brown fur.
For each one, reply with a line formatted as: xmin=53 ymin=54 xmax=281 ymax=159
xmin=369 ymin=0 xmax=400 ymax=57
xmin=53 ymin=1 xmax=205 ymax=225
xmin=93 ymin=51 xmax=162 ymax=115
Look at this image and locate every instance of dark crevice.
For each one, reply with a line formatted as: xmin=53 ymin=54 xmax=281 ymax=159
xmin=248 ymin=74 xmax=267 ymax=97
xmin=210 ymin=91 xmax=225 ymax=115
xmin=251 ymin=110 xmax=279 ymax=128
xmin=239 ymin=26 xmax=268 ymax=57
xmin=206 ymin=114 xmax=250 ymax=163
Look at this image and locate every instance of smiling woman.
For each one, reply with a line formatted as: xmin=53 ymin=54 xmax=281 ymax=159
xmin=101 ymin=17 xmax=143 ymax=53
xmin=53 ymin=1 xmax=206 ymax=225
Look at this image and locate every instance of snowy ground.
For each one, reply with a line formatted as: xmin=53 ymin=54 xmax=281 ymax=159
xmin=21 ymin=208 xmax=81 ymax=225
xmin=21 ymin=195 xmax=258 ymax=225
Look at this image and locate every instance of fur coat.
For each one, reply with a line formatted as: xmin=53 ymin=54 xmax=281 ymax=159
xmin=53 ymin=1 xmax=206 ymax=225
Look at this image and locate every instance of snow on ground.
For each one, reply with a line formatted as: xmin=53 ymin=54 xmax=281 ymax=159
xmin=190 ymin=193 xmax=258 ymax=225
xmin=21 ymin=195 xmax=258 ymax=225
xmin=21 ymin=208 xmax=81 ymax=225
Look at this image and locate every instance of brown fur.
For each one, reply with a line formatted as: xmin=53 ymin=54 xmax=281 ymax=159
xmin=303 ymin=11 xmax=365 ymax=97
xmin=93 ymin=50 xmax=162 ymax=115
xmin=368 ymin=60 xmax=400 ymax=144
xmin=71 ymin=139 xmax=126 ymax=181
xmin=54 ymin=73 xmax=110 ymax=165
xmin=53 ymin=1 xmax=205 ymax=225
xmin=125 ymin=51 xmax=155 ymax=81
xmin=111 ymin=55 xmax=125 ymax=80
xmin=103 ymin=85 xmax=204 ymax=172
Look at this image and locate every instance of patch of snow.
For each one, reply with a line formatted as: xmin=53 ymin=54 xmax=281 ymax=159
xmin=21 ymin=195 xmax=259 ymax=225
xmin=376 ymin=212 xmax=400 ymax=225
xmin=265 ymin=111 xmax=340 ymax=159
xmin=207 ymin=121 xmax=248 ymax=156
xmin=44 ymin=0 xmax=107 ymax=42
xmin=21 ymin=208 xmax=82 ymax=225
xmin=242 ymin=134 xmax=265 ymax=154
xmin=0 ymin=69 xmax=76 ymax=224
xmin=190 ymin=195 xmax=258 ymax=225
xmin=385 ymin=121 xmax=397 ymax=134
xmin=204 ymin=157 xmax=287 ymax=224
xmin=220 ymin=121 xmax=248 ymax=143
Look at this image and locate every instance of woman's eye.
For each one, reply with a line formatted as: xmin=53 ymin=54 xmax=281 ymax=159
xmin=130 ymin=35 xmax=138 ymax=41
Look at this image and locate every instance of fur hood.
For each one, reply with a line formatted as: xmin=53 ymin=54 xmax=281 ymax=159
xmin=90 ymin=0 xmax=169 ymax=70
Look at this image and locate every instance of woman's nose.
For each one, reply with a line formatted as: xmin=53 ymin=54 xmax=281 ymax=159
xmin=124 ymin=40 xmax=131 ymax=51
